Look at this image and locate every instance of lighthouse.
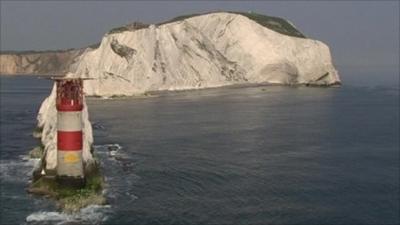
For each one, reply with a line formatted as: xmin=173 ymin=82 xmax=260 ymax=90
xmin=54 ymin=77 xmax=85 ymax=187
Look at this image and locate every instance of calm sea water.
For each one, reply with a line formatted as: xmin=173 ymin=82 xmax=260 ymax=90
xmin=0 ymin=73 xmax=399 ymax=225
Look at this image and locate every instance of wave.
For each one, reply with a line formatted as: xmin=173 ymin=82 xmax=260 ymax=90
xmin=93 ymin=143 xmax=123 ymax=157
xmin=92 ymin=122 xmax=106 ymax=130
xmin=25 ymin=204 xmax=112 ymax=225
xmin=0 ymin=155 xmax=40 ymax=183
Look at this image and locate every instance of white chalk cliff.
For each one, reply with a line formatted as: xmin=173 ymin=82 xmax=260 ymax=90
xmin=70 ymin=12 xmax=340 ymax=96
xmin=37 ymin=12 xmax=340 ymax=171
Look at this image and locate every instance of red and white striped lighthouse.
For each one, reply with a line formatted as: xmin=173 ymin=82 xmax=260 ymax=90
xmin=54 ymin=78 xmax=85 ymax=187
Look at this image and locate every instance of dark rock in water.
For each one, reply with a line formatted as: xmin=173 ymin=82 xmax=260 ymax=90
xmin=32 ymin=131 xmax=42 ymax=139
xmin=27 ymin=186 xmax=53 ymax=197
xmin=29 ymin=146 xmax=44 ymax=159
xmin=32 ymin=167 xmax=43 ymax=182
xmin=27 ymin=176 xmax=56 ymax=196
xmin=28 ymin=163 xmax=106 ymax=212
xmin=107 ymin=144 xmax=122 ymax=152
xmin=92 ymin=122 xmax=106 ymax=130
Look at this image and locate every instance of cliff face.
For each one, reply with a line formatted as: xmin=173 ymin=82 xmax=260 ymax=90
xmin=0 ymin=48 xmax=86 ymax=75
xmin=68 ymin=12 xmax=340 ymax=97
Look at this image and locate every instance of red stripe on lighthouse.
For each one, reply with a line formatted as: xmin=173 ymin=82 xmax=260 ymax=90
xmin=56 ymin=102 xmax=83 ymax=112
xmin=57 ymin=131 xmax=83 ymax=151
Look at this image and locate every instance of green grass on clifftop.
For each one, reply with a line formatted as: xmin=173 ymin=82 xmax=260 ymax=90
xmin=108 ymin=11 xmax=306 ymax=38
xmin=234 ymin=12 xmax=306 ymax=38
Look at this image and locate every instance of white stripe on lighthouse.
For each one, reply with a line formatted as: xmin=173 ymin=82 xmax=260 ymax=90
xmin=57 ymin=111 xmax=82 ymax=132
xmin=57 ymin=111 xmax=84 ymax=178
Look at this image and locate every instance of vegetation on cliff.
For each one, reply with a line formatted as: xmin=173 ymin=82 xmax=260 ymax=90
xmin=108 ymin=11 xmax=305 ymax=38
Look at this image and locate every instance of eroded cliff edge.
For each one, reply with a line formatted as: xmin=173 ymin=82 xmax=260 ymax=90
xmin=0 ymin=48 xmax=88 ymax=75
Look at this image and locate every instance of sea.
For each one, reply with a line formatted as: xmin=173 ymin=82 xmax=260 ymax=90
xmin=0 ymin=66 xmax=399 ymax=225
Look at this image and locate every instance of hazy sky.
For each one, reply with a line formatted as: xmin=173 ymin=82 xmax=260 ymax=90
xmin=0 ymin=1 xmax=399 ymax=69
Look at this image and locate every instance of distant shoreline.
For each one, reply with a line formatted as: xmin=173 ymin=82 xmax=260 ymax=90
xmin=0 ymin=73 xmax=55 ymax=76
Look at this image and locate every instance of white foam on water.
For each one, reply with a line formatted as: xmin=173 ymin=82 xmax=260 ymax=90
xmin=26 ymin=211 xmax=69 ymax=223
xmin=26 ymin=204 xmax=112 ymax=225
xmin=93 ymin=144 xmax=125 ymax=158
xmin=94 ymin=143 xmax=122 ymax=152
xmin=0 ymin=156 xmax=40 ymax=182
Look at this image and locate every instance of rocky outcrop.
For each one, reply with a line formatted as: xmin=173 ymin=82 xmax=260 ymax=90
xmin=0 ymin=48 xmax=89 ymax=75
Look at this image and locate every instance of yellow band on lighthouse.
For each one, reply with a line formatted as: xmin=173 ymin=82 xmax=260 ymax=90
xmin=64 ymin=152 xmax=80 ymax=163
